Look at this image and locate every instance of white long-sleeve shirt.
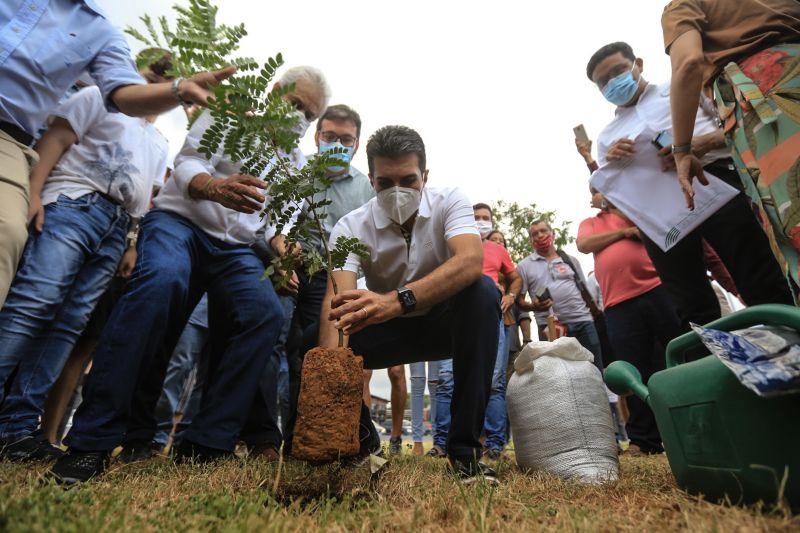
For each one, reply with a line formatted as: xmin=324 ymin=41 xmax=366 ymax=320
xmin=154 ymin=111 xmax=305 ymax=245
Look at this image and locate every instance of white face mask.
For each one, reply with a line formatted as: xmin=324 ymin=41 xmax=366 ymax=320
xmin=289 ymin=109 xmax=311 ymax=138
xmin=376 ymin=186 xmax=422 ymax=224
xmin=476 ymin=220 xmax=493 ymax=239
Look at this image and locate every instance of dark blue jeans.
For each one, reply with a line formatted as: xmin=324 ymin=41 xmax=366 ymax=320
xmin=273 ymin=267 xmax=328 ymax=454
xmin=64 ymin=210 xmax=283 ymax=452
xmin=433 ymin=358 xmax=453 ymax=450
xmin=350 ymin=275 xmax=500 ymax=460
xmin=0 ymin=193 xmax=128 ymax=441
xmin=604 ymin=285 xmax=683 ymax=453
xmin=562 ymin=320 xmax=604 ymax=372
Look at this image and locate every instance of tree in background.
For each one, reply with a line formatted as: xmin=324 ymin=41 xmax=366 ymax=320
xmin=491 ymin=200 xmax=574 ymax=263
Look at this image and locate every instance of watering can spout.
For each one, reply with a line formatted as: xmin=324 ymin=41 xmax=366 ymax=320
xmin=604 ymin=361 xmax=650 ymax=403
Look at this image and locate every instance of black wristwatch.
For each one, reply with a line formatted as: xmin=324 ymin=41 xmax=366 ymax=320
xmin=396 ymin=286 xmax=417 ymax=314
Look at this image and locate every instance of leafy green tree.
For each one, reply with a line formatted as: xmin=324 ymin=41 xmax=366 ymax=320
xmin=491 ymin=200 xmax=574 ymax=263
xmin=126 ymin=0 xmax=367 ymax=346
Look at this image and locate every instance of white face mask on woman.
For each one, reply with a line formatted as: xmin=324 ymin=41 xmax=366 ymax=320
xmin=376 ymin=186 xmax=422 ymax=224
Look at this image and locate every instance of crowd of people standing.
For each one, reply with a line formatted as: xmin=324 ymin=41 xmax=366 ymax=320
xmin=0 ymin=0 xmax=798 ymax=487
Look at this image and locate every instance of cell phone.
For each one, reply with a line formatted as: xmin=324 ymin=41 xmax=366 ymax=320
xmin=652 ymin=130 xmax=673 ymax=150
xmin=573 ymin=124 xmax=589 ymax=143
xmin=536 ymin=288 xmax=551 ymax=302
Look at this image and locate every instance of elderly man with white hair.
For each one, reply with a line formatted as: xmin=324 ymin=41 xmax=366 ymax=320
xmin=48 ymin=66 xmax=330 ymax=485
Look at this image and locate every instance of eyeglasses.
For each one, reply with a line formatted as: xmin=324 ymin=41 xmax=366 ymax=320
xmin=319 ymin=131 xmax=358 ymax=147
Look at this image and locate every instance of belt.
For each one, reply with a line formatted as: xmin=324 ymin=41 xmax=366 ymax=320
xmin=0 ymin=121 xmax=33 ymax=147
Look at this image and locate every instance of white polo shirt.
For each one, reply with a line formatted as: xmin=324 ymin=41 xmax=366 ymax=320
xmin=155 ymin=110 xmax=306 ymax=245
xmin=329 ymin=186 xmax=479 ymax=315
xmin=597 ymin=81 xmax=730 ymax=166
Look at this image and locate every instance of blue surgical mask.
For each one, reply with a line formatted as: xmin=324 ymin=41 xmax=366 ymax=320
xmin=602 ymin=64 xmax=639 ymax=106
xmin=319 ymin=140 xmax=354 ymax=173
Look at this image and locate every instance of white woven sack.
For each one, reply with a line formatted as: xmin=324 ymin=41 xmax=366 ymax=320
xmin=507 ymin=337 xmax=619 ymax=483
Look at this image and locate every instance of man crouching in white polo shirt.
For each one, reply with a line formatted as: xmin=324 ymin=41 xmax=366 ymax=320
xmin=320 ymin=125 xmax=501 ymax=484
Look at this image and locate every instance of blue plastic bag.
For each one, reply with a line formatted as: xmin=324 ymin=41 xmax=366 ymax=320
xmin=692 ymin=324 xmax=800 ymax=397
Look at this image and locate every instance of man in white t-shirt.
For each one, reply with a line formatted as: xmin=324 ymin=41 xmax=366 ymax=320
xmin=48 ymin=66 xmax=330 ymax=485
xmin=0 ymin=51 xmax=171 ymax=462
xmin=586 ymin=41 xmax=792 ymax=329
xmin=320 ymin=125 xmax=501 ymax=484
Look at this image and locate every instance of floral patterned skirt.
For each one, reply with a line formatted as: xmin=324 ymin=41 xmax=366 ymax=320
xmin=713 ymin=43 xmax=800 ymax=290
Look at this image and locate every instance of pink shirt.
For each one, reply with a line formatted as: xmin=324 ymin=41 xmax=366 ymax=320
xmin=577 ymin=212 xmax=661 ymax=309
xmin=482 ymin=240 xmax=515 ymax=284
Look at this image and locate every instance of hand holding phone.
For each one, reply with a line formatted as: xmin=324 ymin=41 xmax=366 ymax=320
xmin=573 ymin=124 xmax=589 ymax=143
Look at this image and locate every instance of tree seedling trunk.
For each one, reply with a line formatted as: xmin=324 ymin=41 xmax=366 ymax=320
xmin=291 ymin=193 xmax=366 ymax=463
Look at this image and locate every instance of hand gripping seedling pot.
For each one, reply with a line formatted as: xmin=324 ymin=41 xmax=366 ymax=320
xmin=605 ymin=304 xmax=800 ymax=510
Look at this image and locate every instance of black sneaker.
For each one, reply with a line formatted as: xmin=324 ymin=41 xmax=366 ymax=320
xmin=48 ymin=450 xmax=111 ymax=486
xmin=425 ymin=445 xmax=447 ymax=459
xmin=389 ymin=436 xmax=402 ymax=455
xmin=0 ymin=432 xmax=64 ymax=463
xmin=450 ymin=456 xmax=499 ymax=486
xmin=173 ymin=440 xmax=233 ymax=464
xmin=117 ymin=440 xmax=161 ymax=463
xmin=482 ymin=448 xmax=509 ymax=462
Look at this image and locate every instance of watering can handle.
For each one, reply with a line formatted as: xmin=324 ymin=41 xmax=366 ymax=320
xmin=665 ymin=304 xmax=800 ymax=368
xmin=604 ymin=361 xmax=650 ymax=402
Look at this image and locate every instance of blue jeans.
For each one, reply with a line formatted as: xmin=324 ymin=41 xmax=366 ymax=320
xmin=409 ymin=360 xmax=438 ymax=442
xmin=239 ymin=294 xmax=295 ymax=449
xmin=152 ymin=295 xmax=209 ymax=445
xmin=433 ymin=358 xmax=453 ymax=450
xmin=562 ymin=320 xmax=604 ymax=372
xmin=482 ymin=319 xmax=508 ymax=450
xmin=125 ymin=294 xmax=209 ymax=446
xmin=0 ymin=193 xmax=128 ymax=441
xmin=64 ymin=209 xmax=283 ymax=452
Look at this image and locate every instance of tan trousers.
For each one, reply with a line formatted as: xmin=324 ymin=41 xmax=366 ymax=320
xmin=0 ymin=131 xmax=37 ymax=308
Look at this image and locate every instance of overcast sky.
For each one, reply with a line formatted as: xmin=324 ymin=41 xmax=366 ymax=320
xmin=99 ymin=0 xmax=674 ymax=402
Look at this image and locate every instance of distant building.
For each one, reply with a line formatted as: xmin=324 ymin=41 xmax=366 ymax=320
xmin=369 ymin=394 xmax=389 ymax=422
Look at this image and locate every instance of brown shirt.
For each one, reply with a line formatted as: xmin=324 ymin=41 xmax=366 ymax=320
xmin=662 ymin=0 xmax=800 ymax=84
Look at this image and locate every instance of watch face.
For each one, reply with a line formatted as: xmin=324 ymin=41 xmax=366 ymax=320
xmin=398 ymin=288 xmax=416 ymax=311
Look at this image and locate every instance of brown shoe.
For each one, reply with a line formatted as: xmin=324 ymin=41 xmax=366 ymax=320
xmin=249 ymin=444 xmax=280 ymax=462
xmin=412 ymin=442 xmax=424 ymax=456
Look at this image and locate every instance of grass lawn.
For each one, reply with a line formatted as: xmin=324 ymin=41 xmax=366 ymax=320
xmin=0 ymin=451 xmax=796 ymax=532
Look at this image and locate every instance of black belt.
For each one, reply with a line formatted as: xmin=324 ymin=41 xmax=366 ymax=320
xmin=0 ymin=121 xmax=33 ymax=147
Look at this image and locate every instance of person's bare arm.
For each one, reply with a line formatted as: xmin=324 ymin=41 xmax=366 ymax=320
xmin=329 ymin=233 xmax=484 ymax=336
xmin=28 ymin=117 xmax=79 ymax=231
xmin=576 ymin=227 xmax=639 ymax=254
xmin=110 ymin=66 xmax=236 ymax=117
xmin=319 ymin=270 xmax=358 ymax=348
xmin=502 ymin=269 xmax=523 ymax=313
xmin=669 ymin=29 xmax=709 ymax=209
xmin=520 ymin=318 xmax=532 ymax=342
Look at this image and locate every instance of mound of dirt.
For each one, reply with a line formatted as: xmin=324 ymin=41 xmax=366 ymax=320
xmin=292 ymin=347 xmax=364 ymax=463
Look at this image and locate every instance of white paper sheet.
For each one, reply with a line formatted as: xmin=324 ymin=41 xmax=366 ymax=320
xmin=589 ymin=127 xmax=738 ymax=252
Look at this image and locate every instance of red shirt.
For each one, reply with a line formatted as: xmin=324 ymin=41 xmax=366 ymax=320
xmin=577 ymin=211 xmax=661 ymax=309
xmin=482 ymin=240 xmax=515 ymax=283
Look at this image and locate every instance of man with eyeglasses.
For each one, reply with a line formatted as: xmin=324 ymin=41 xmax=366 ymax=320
xmin=249 ymin=104 xmax=378 ymax=458
xmin=585 ymin=41 xmax=792 ymax=330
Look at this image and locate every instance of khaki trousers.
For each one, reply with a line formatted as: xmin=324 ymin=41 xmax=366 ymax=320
xmin=0 ymin=131 xmax=37 ymax=308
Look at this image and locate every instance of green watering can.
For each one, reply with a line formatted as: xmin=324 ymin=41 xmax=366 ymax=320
xmin=605 ymin=304 xmax=800 ymax=510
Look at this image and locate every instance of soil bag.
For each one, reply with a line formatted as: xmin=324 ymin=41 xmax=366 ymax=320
xmin=293 ymin=347 xmax=364 ymax=462
xmin=692 ymin=324 xmax=800 ymax=397
xmin=506 ymin=337 xmax=619 ymax=483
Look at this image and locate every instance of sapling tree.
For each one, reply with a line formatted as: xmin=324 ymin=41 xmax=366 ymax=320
xmin=126 ymin=0 xmax=368 ymax=346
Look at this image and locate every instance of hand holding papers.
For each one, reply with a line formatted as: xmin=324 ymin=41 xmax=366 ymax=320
xmin=590 ymin=127 xmax=738 ymax=252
